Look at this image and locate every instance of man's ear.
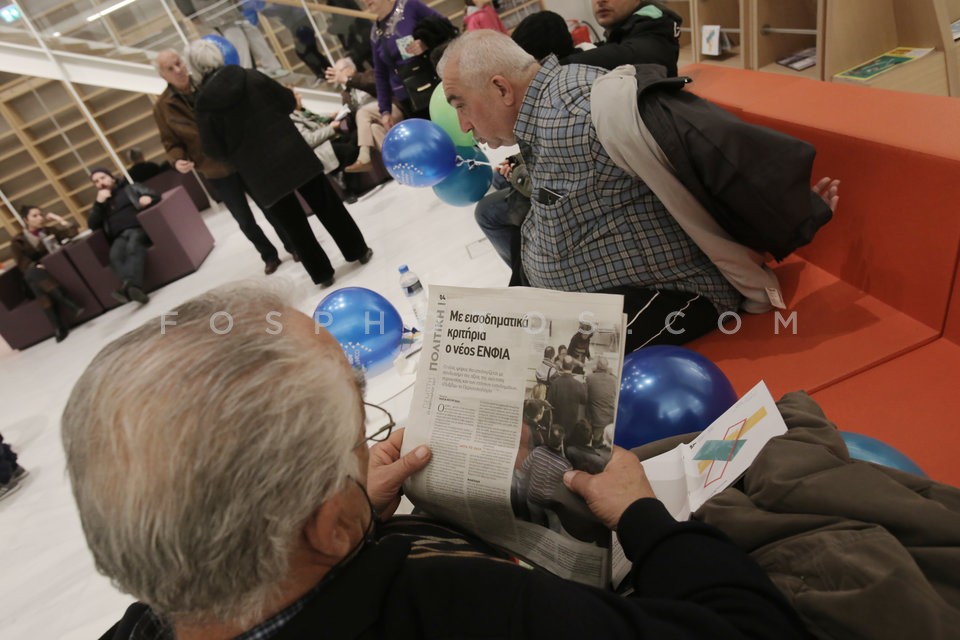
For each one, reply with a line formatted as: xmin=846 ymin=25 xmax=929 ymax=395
xmin=302 ymin=491 xmax=356 ymax=561
xmin=491 ymin=75 xmax=516 ymax=106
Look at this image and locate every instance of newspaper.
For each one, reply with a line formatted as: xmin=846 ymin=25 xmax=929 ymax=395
xmin=401 ymin=285 xmax=627 ymax=587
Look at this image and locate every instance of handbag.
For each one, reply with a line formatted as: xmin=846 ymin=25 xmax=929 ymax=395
xmin=395 ymin=56 xmax=439 ymax=114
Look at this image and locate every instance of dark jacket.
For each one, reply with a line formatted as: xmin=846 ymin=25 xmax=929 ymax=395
xmin=195 ymin=66 xmax=323 ymax=208
xmin=546 ymin=373 xmax=587 ymax=430
xmin=88 ymin=180 xmax=159 ymax=242
xmin=633 ymin=65 xmax=832 ymax=260
xmin=99 ymin=503 xmax=809 ymax=639
xmin=153 ymin=84 xmax=233 ymax=180
xmin=565 ymin=3 xmax=682 ymax=76
xmin=635 ymin=391 xmax=960 ymax=639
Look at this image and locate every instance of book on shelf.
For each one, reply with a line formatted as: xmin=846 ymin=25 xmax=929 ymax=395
xmin=776 ymin=47 xmax=817 ymax=71
xmin=833 ymin=47 xmax=934 ymax=83
xmin=400 ymin=284 xmax=785 ymax=590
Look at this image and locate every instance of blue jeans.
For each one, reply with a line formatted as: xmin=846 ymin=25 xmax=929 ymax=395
xmin=474 ymin=186 xmax=530 ymax=266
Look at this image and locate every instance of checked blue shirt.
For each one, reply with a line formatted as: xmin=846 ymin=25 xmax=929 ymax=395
xmin=515 ymin=56 xmax=741 ymax=314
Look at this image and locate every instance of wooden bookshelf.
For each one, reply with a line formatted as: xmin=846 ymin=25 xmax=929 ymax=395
xmin=694 ymin=0 xmax=749 ymax=68
xmin=823 ymin=0 xmax=951 ymax=96
xmin=751 ymin=0 xmax=822 ymax=80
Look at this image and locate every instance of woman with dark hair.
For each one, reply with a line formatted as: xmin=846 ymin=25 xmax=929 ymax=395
xmin=10 ymin=205 xmax=83 ymax=342
xmin=189 ymin=40 xmax=373 ymax=288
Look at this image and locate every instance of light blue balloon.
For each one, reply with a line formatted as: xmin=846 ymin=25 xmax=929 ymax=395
xmin=840 ymin=432 xmax=927 ymax=476
xmin=381 ymin=119 xmax=457 ymax=187
xmin=313 ymin=287 xmax=403 ymax=370
xmin=201 ymin=34 xmax=241 ymax=66
xmin=432 ymin=146 xmax=493 ymax=206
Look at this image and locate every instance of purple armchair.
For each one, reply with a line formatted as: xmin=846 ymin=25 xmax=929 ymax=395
xmin=0 ymin=250 xmax=104 ymax=350
xmin=144 ymin=168 xmax=211 ymax=212
xmin=64 ymin=186 xmax=215 ymax=310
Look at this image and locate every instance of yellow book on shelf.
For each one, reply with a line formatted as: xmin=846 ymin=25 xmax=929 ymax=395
xmin=834 ymin=47 xmax=934 ymax=83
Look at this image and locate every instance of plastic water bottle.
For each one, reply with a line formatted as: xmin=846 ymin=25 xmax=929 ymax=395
xmin=398 ymin=264 xmax=428 ymax=327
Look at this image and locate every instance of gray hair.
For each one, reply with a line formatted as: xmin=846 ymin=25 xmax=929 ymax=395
xmin=437 ymin=30 xmax=536 ymax=89
xmin=62 ymin=283 xmax=362 ymax=625
xmin=185 ymin=39 xmax=225 ymax=84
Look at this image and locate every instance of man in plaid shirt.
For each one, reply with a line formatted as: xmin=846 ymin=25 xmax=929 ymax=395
xmin=439 ymin=30 xmax=742 ymax=350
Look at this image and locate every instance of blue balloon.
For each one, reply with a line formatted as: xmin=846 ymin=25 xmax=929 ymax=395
xmin=202 ymin=34 xmax=241 ymax=67
xmin=840 ymin=432 xmax=927 ymax=476
xmin=614 ymin=346 xmax=737 ymax=449
xmin=381 ymin=119 xmax=457 ymax=187
xmin=313 ymin=287 xmax=403 ymax=370
xmin=432 ymin=146 xmax=493 ymax=206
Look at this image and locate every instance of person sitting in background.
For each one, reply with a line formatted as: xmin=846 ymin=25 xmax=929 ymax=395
xmin=125 ymin=147 xmax=164 ymax=183
xmin=324 ymin=57 xmax=388 ymax=175
xmin=67 ymin=284 xmax=811 ymax=640
xmin=288 ymin=88 xmax=358 ymax=204
xmin=190 ymin=40 xmax=373 ymax=289
xmin=463 ymin=0 xmax=507 ymax=34
xmin=87 ymin=168 xmax=158 ymax=305
xmin=566 ymin=0 xmax=682 ymax=75
xmin=11 ymin=205 xmax=84 ymax=342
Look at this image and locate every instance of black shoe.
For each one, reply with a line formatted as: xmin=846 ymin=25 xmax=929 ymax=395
xmin=55 ymin=327 xmax=70 ymax=343
xmin=127 ymin=286 xmax=149 ymax=305
xmin=357 ymin=248 xmax=373 ymax=265
xmin=111 ymin=287 xmax=130 ymax=304
xmin=11 ymin=465 xmax=28 ymax=482
xmin=320 ymin=277 xmax=335 ymax=289
xmin=264 ymin=259 xmax=282 ymax=275
xmin=291 ymin=252 xmax=301 ymax=263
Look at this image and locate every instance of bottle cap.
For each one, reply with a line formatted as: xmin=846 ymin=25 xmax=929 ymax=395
xmin=398 ymin=264 xmax=409 ymax=274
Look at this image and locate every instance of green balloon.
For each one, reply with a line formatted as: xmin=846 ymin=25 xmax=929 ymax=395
xmin=429 ymin=82 xmax=475 ymax=147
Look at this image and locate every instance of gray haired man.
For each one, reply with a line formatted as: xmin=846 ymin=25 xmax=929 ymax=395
xmin=66 ymin=285 xmax=808 ymax=639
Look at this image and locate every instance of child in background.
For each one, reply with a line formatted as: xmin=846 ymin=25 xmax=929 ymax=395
xmin=463 ymin=0 xmax=507 ymax=34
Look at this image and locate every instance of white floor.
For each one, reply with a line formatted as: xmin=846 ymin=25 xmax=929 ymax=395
xmin=0 ymin=178 xmax=511 ymax=639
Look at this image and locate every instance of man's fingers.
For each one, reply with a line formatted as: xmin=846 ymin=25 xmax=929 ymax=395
xmin=382 ymin=445 xmax=431 ymax=486
xmin=562 ymin=469 xmax=590 ymax=497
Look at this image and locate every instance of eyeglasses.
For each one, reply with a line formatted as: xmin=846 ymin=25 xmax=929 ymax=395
xmin=363 ymin=401 xmax=395 ymax=443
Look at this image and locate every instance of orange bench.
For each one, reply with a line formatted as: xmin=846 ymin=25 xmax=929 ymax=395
xmin=677 ymin=64 xmax=960 ymax=485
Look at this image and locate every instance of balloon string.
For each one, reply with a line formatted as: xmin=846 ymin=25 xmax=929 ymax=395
xmin=455 ymin=155 xmax=493 ymax=170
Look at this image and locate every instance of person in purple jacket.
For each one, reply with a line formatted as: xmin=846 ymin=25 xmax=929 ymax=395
xmin=361 ymin=0 xmax=452 ymax=131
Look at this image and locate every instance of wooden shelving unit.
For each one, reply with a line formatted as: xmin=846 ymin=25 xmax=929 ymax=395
xmin=693 ymin=0 xmax=749 ymax=68
xmin=823 ymin=0 xmax=951 ymax=96
xmin=751 ymin=0 xmax=822 ymax=80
